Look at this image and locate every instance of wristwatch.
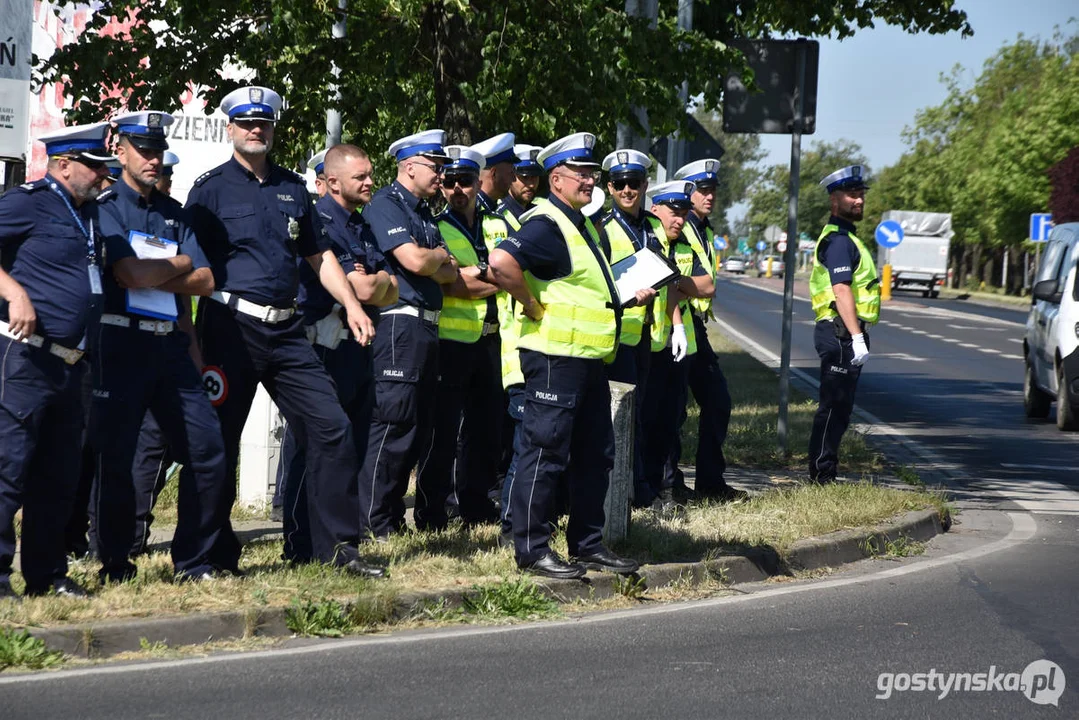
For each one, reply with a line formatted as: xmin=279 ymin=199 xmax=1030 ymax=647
xmin=476 ymin=261 xmax=489 ymax=281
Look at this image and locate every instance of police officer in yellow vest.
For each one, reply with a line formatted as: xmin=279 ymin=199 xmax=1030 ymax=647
xmin=808 ymin=165 xmax=880 ymax=483
xmin=489 ymin=132 xmax=639 ymax=579
xmin=418 ymin=145 xmax=507 ymax=529
xmin=596 ymin=149 xmax=662 ymax=501
xmin=498 ymin=144 xmax=544 ymax=231
xmin=670 ymin=159 xmax=743 ymax=501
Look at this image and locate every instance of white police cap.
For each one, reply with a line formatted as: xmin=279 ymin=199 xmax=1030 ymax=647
xmin=388 ymin=129 xmax=450 ymax=162
xmin=110 ymin=110 xmax=174 ymax=150
xmin=513 ymin=144 xmax=543 ymax=171
xmin=472 ymin=133 xmax=516 ymax=166
xmin=602 ymin=149 xmax=651 ymax=176
xmin=307 ymin=148 xmax=329 ymax=175
xmin=220 ymin=86 xmax=282 ymax=121
xmin=36 ymin=121 xmax=113 ymax=161
xmin=648 ymin=180 xmax=696 ymax=208
xmin=444 ymin=145 xmax=485 ymax=173
xmin=538 ymin=132 xmax=599 ymax=171
xmin=820 ymin=165 xmax=869 ymax=192
xmin=675 ymin=158 xmax=720 ymax=187
xmin=162 ymin=151 xmax=180 ymax=176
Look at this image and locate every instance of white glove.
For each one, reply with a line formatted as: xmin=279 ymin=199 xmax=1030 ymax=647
xmin=671 ymin=324 xmax=688 ymax=362
xmin=850 ymin=332 xmax=869 ymax=367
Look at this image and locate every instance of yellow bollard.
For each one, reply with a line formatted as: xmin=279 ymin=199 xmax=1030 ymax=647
xmin=766 ymin=256 xmax=773 ymax=278
xmin=881 ymin=264 xmax=892 ymax=302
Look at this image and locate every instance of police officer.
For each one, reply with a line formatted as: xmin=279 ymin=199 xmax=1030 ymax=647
xmin=308 ymin=148 xmax=329 ymax=198
xmin=472 ymin=133 xmax=515 ymax=214
xmin=187 ymin=86 xmax=381 ymax=577
xmin=156 ymin=151 xmax=179 ymax=196
xmin=0 ymin=122 xmax=112 ymax=598
xmin=91 ymin=110 xmax=227 ymax=583
xmin=808 ymin=165 xmax=879 ymax=483
xmin=489 ymin=132 xmax=639 ymax=580
xmin=418 ymin=145 xmax=507 ymax=529
xmin=671 ymin=159 xmax=744 ymax=501
xmin=640 ymin=181 xmax=696 ymax=514
xmin=279 ymin=144 xmax=397 ymax=567
xmin=498 ymin=144 xmax=543 ymax=231
xmin=358 ymin=130 xmax=458 ymax=539
xmin=596 ymin=150 xmax=663 ymax=498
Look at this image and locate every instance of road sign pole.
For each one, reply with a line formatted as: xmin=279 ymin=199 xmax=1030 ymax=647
xmin=777 ymin=40 xmax=807 ymax=457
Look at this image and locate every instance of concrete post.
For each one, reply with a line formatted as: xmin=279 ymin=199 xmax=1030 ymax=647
xmin=238 ymin=385 xmax=285 ymax=509
xmin=605 ymin=381 xmax=635 ymax=543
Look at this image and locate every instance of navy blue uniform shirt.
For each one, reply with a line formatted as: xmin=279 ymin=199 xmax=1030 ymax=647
xmin=185 ymin=157 xmax=328 ymax=307
xmin=439 ymin=207 xmax=498 ymax=324
xmin=499 ymin=194 xmax=586 ymax=282
xmin=597 ymin=207 xmax=664 ymax=261
xmin=497 ymin=194 xmax=529 ymax=225
xmin=96 ymin=179 xmax=209 ymax=318
xmin=476 ymin=190 xmax=497 ymax=215
xmin=364 ymin=180 xmax=444 ymax=310
xmin=0 ymin=176 xmax=100 ymax=347
xmin=297 ymin=194 xmax=388 ymax=324
xmin=818 ymin=216 xmax=861 ymax=285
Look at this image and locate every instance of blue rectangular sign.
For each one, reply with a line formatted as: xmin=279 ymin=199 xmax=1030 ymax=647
xmin=1030 ymin=213 xmax=1053 ymax=242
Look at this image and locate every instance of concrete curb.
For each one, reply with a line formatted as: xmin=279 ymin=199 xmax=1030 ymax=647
xmin=26 ymin=507 xmax=946 ymax=659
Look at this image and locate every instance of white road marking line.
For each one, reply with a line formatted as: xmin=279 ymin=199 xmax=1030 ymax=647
xmin=1002 ymin=354 xmax=1023 ymax=360
xmin=910 ymin=329 xmax=928 ymax=335
xmin=1009 ymin=338 xmax=1023 ymax=344
xmin=943 ymin=338 xmax=961 ymax=343
xmin=975 ymin=478 xmax=1079 ymax=515
xmin=978 ymin=348 xmax=1001 ymax=355
xmin=959 ymin=343 xmax=979 ymax=348
xmin=926 ymin=334 xmax=943 ymax=339
xmin=948 ymin=324 xmax=1006 ymax=332
xmin=876 ymin=353 xmax=928 ymax=362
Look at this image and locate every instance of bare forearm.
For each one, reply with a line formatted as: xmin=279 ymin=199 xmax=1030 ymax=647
xmin=446 ymin=267 xmax=498 ymax=299
xmin=832 ymin=283 xmax=861 ymax=335
xmin=114 ymin=255 xmax=193 ymax=289
xmin=156 ymin=267 xmax=214 ymax=296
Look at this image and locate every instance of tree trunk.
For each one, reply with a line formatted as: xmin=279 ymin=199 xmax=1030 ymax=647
xmin=425 ymin=2 xmax=475 ymax=145
xmin=958 ymin=244 xmax=970 ymax=288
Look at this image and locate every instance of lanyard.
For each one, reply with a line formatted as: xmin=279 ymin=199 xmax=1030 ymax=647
xmin=612 ymin=208 xmax=648 ymax=252
xmin=442 ymin=210 xmax=486 ymax=257
xmin=49 ymin=181 xmax=97 ymax=266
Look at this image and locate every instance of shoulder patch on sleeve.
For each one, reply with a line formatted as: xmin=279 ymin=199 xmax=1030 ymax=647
xmin=96 ymin=188 xmax=115 ymax=202
xmin=318 ymin=211 xmax=333 ymax=221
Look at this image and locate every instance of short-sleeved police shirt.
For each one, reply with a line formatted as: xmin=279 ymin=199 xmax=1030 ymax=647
xmin=297 ymin=194 xmax=388 ymax=325
xmin=363 ymin=180 xmax=444 ymax=310
xmin=185 ymin=157 xmax=328 ymax=307
xmin=818 ymin=216 xmax=861 ymax=286
xmin=0 ymin=176 xmax=100 ymax=347
xmin=497 ymin=194 xmax=530 ymax=225
xmin=96 ymin=180 xmax=209 ymax=318
xmin=439 ymin=207 xmax=498 ymax=324
xmin=498 ymin=195 xmax=582 ymax=282
xmin=597 ymin=206 xmax=664 ymax=262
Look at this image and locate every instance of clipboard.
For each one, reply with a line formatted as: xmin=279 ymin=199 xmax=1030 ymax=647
xmin=125 ymin=230 xmax=180 ymax=321
xmin=610 ymin=247 xmax=679 ymax=307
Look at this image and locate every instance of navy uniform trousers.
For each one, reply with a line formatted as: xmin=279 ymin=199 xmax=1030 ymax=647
xmin=63 ymin=373 xmax=97 ymax=558
xmin=129 ymin=412 xmax=174 ymax=555
xmin=808 ymin=320 xmax=867 ymax=481
xmin=0 ymin=338 xmax=84 ymax=593
xmin=90 ymin=325 xmax=227 ymax=580
xmin=358 ymin=311 xmax=439 ymax=538
xmin=668 ymin=314 xmax=732 ymax=493
xmin=605 ymin=330 xmax=652 ymax=503
xmin=419 ymin=333 xmax=502 ymax=529
xmin=195 ymin=299 xmax=362 ymax=568
xmin=641 ymin=346 xmax=685 ymax=504
xmin=280 ymin=338 xmax=374 ymax=563
xmin=512 ymin=349 xmax=613 ymax=565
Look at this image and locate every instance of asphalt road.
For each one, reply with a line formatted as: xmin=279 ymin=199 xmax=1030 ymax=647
xmin=3 ymin=274 xmax=1077 ymax=718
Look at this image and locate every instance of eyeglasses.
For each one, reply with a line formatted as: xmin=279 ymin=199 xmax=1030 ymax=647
xmin=66 ymin=156 xmax=107 ymax=171
xmin=555 ymin=168 xmax=599 ymax=184
xmin=611 ymin=178 xmax=642 ymax=191
xmin=411 ymin=160 xmax=445 ymax=175
xmin=443 ymin=174 xmax=476 ymax=189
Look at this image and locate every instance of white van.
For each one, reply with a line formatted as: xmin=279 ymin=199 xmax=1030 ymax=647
xmin=1024 ymin=222 xmax=1079 ymax=430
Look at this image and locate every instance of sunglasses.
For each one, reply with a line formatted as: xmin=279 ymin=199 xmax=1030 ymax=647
xmin=443 ymin=174 xmax=476 ymax=189
xmin=67 ymin=156 xmax=108 ymax=171
xmin=611 ymin=178 xmax=642 ymax=191
xmin=514 ymin=170 xmax=540 ymax=180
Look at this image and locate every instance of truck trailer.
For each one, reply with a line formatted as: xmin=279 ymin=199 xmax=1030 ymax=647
xmin=880 ymin=210 xmax=953 ymax=298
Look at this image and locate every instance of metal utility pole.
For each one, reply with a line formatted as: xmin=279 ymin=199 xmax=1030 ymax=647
xmin=325 ymin=0 xmax=347 ymax=148
xmin=665 ymin=0 xmax=693 ymax=176
xmin=776 ymin=41 xmax=808 ymax=455
xmin=616 ymin=0 xmax=658 ymax=153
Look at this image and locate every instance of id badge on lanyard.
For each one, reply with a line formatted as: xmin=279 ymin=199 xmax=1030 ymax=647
xmin=50 ymin=182 xmax=102 ymax=295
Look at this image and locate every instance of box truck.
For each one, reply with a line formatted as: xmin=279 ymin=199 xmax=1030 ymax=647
xmin=880 ymin=210 xmax=953 ymax=298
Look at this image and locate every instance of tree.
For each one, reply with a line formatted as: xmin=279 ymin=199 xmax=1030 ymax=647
xmin=692 ymin=108 xmax=765 ymax=236
xmin=38 ymin=1 xmax=972 ymax=174
xmin=1049 ymin=147 xmax=1079 ymax=224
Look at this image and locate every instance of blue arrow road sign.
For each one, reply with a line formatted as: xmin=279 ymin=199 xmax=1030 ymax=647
xmin=1030 ymin=213 xmax=1053 ymax=242
xmin=756 ymin=240 xmax=767 ymax=252
xmin=875 ymin=220 xmax=904 ymax=248
xmin=714 ymin=236 xmax=728 ymax=251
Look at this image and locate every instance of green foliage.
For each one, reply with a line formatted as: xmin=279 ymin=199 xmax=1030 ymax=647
xmin=38 ymin=1 xmax=970 ymax=176
xmin=460 ymin=578 xmax=559 ymax=620
xmin=613 ymin=573 xmax=648 ymax=600
xmin=0 ymin=627 xmax=65 ymax=671
xmin=693 ymin=108 xmax=765 ymax=236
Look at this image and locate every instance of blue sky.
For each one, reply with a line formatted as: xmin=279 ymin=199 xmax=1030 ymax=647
xmin=729 ymin=0 xmax=1077 ymax=223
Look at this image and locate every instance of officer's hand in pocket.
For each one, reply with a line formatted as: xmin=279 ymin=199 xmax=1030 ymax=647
xmin=671 ymin=324 xmax=688 ymax=362
xmin=851 ymin=332 xmax=869 ymax=367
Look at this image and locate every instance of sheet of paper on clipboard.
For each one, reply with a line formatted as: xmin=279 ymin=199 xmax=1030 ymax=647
xmin=126 ymin=230 xmax=179 ymax=321
xmin=610 ymin=247 xmax=679 ymax=307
